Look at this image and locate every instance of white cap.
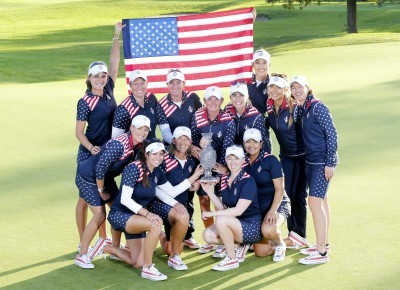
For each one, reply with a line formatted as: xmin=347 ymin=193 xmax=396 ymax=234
xmin=131 ymin=115 xmax=151 ymax=130
xmin=253 ymin=49 xmax=271 ymax=63
xmin=129 ymin=69 xmax=147 ymax=83
xmin=268 ymin=76 xmax=289 ymax=88
xmin=145 ymin=142 xmax=166 ymax=154
xmin=290 ymin=75 xmax=309 ymax=87
xmin=88 ymin=61 xmax=108 ymax=76
xmin=230 ymin=81 xmax=248 ymax=96
xmin=166 ymin=69 xmax=185 ymax=82
xmin=225 ymin=145 xmax=245 ymax=159
xmin=173 ymin=126 xmax=192 ymax=140
xmin=204 ymin=86 xmax=222 ymax=100
xmin=243 ymin=128 xmax=262 ymax=142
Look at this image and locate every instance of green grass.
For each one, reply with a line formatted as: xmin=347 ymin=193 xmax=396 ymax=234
xmin=1 ymin=0 xmax=400 ymax=289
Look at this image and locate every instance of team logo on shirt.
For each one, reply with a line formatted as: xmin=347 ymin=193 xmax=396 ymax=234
xmin=154 ymin=177 xmax=158 ymax=184
xmin=284 ymin=116 xmax=288 ymax=123
xmin=188 ymin=166 xmax=192 ymax=172
xmin=307 ymin=112 xmax=310 ymax=118
xmin=263 ymin=88 xmax=267 ymax=94
xmin=234 ymin=188 xmax=237 ymax=195
xmin=245 ymin=125 xmax=249 ymax=130
xmin=217 ymin=131 xmax=222 ymax=138
xmin=188 ymin=106 xmax=193 ymax=113
xmin=150 ymin=107 xmax=155 ymax=115
xmin=258 ymin=166 xmax=262 ymax=172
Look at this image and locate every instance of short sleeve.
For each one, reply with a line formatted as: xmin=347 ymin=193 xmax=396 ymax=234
xmin=121 ymin=163 xmax=140 ymax=188
xmin=76 ymin=99 xmax=90 ymax=121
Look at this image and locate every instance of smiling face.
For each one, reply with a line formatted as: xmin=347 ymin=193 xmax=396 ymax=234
xmin=88 ymin=72 xmax=108 ymax=94
xmin=230 ymin=92 xmax=247 ymax=113
xmin=268 ymin=84 xmax=287 ymax=102
xmin=167 ymin=79 xmax=185 ymax=99
xmin=204 ymin=96 xmax=223 ymax=116
xmin=290 ymin=82 xmax=309 ymax=104
xmin=253 ymin=59 xmax=269 ymax=80
xmin=130 ymin=77 xmax=148 ymax=99
xmin=130 ymin=125 xmax=150 ymax=145
xmin=243 ymin=139 xmax=263 ymax=157
xmin=173 ymin=135 xmax=192 ymax=154
xmin=146 ymin=151 xmax=165 ymax=170
xmin=225 ymin=155 xmax=243 ymax=175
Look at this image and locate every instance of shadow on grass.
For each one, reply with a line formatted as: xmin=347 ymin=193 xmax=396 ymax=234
xmin=1 ymin=249 xmax=315 ymax=289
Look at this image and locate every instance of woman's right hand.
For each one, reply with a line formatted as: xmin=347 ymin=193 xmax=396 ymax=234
xmin=200 ymin=181 xmax=216 ymax=195
xmin=90 ymin=146 xmax=101 ymax=155
xmin=146 ymin=212 xmax=163 ymax=227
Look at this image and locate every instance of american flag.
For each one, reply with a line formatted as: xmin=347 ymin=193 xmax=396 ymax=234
xmin=122 ymin=7 xmax=254 ymax=94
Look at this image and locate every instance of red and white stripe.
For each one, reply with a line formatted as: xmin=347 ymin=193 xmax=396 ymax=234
xmin=164 ymin=155 xmax=179 ymax=172
xmin=114 ymin=133 xmax=133 ymax=160
xmin=83 ymin=95 xmax=100 ymax=111
xmin=124 ymin=8 xmax=254 ymax=94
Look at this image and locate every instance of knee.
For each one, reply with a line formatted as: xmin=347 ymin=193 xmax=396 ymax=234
xmin=202 ymin=228 xmax=216 ymax=244
xmin=261 ymin=225 xmax=277 ymax=239
xmin=92 ymin=210 xmax=106 ymax=225
xmin=149 ymin=223 xmax=162 ymax=234
xmin=169 ymin=211 xmax=189 ymax=226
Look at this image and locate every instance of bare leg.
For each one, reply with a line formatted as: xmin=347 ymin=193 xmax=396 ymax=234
xmin=75 ymin=197 xmax=88 ymax=243
xmin=199 ymin=195 xmax=214 ymax=228
xmin=168 ymin=210 xmax=189 ymax=256
xmin=309 ymin=196 xmax=327 ymax=253
xmin=79 ymin=205 xmax=106 ymax=255
xmin=214 ymin=216 xmax=243 ymax=259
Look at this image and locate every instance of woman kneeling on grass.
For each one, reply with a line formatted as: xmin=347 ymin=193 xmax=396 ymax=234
xmin=105 ymin=139 xmax=203 ymax=281
xmin=74 ymin=115 xmax=151 ymax=269
xmin=201 ymin=145 xmax=262 ymax=271
xmin=242 ymin=128 xmax=291 ymax=262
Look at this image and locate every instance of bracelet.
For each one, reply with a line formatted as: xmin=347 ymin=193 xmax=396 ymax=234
xmin=145 ymin=211 xmax=150 ymax=217
xmin=98 ymin=187 xmax=105 ymax=193
xmin=113 ymin=34 xmax=120 ymax=40
xmin=89 ymin=146 xmax=94 ymax=153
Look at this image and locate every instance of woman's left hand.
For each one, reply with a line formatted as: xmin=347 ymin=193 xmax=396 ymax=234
xmin=173 ymin=203 xmax=188 ymax=215
xmin=324 ymin=166 xmax=335 ymax=181
xmin=264 ymin=210 xmax=278 ymax=225
xmin=212 ymin=163 xmax=228 ymax=175
xmin=115 ymin=22 xmax=126 ymax=34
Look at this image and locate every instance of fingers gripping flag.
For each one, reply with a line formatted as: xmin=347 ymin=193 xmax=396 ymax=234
xmin=122 ymin=7 xmax=255 ymax=94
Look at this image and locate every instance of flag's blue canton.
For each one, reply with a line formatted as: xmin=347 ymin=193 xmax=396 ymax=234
xmin=129 ymin=17 xmax=179 ymax=59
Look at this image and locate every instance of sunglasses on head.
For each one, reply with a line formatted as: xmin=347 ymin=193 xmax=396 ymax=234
xmin=270 ymin=73 xmax=287 ymax=80
xmin=167 ymin=68 xmax=183 ymax=74
xmin=89 ymin=61 xmax=107 ymax=68
xmin=231 ymin=80 xmax=247 ymax=86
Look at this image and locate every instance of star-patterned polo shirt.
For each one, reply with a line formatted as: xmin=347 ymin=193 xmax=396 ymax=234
xmin=219 ymin=169 xmax=261 ymax=222
xmin=159 ymin=91 xmax=202 ymax=134
xmin=242 ymin=150 xmax=284 ymax=214
xmin=160 ymin=153 xmax=197 ymax=204
xmin=111 ymin=161 xmax=168 ymax=213
xmin=77 ymin=132 xmax=138 ymax=182
xmin=112 ymin=92 xmax=168 ymax=139
xmin=76 ymin=77 xmax=117 ymax=146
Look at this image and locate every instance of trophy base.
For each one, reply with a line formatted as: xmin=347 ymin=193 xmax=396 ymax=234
xmin=200 ymin=176 xmax=218 ymax=183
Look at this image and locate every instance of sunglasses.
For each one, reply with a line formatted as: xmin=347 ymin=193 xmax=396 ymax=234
xmin=231 ymin=80 xmax=247 ymax=86
xmin=167 ymin=68 xmax=183 ymax=74
xmin=89 ymin=61 xmax=107 ymax=68
xmin=270 ymin=73 xmax=287 ymax=80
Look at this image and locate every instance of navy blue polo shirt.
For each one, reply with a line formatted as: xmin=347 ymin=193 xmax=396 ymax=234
xmin=224 ymin=103 xmax=271 ymax=152
xmin=111 ymin=161 xmax=168 ymax=213
xmin=266 ymin=98 xmax=305 ymax=157
xmin=77 ymin=132 xmax=137 ymax=182
xmin=160 ymin=153 xmax=197 ymax=204
xmin=300 ymin=95 xmax=338 ymax=166
xmin=76 ymin=77 xmax=117 ymax=146
xmin=112 ymin=92 xmax=168 ymax=139
xmin=191 ymin=109 xmax=236 ymax=165
xmin=159 ymin=91 xmax=202 ymax=133
xmin=247 ymin=74 xmax=269 ymax=116
xmin=243 ymin=150 xmax=284 ymax=214
xmin=219 ymin=170 xmax=261 ymax=222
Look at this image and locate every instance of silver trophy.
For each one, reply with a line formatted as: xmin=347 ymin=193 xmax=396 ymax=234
xmin=200 ymin=133 xmax=217 ymax=182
